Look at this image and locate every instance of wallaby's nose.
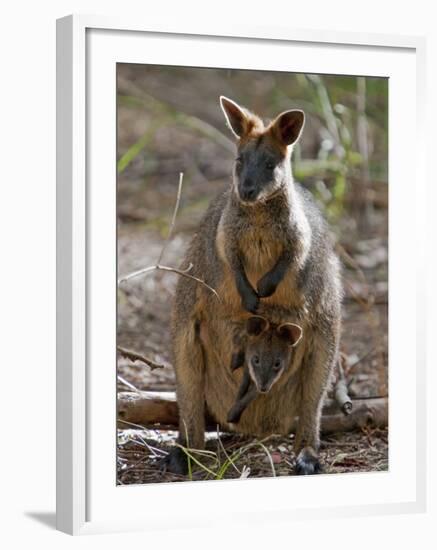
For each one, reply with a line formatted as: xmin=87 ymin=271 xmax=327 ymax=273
xmin=240 ymin=184 xmax=257 ymax=202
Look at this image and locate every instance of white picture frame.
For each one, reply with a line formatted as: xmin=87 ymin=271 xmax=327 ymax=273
xmin=56 ymin=14 xmax=427 ymax=535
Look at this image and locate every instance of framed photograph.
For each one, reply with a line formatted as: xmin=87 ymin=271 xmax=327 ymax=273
xmin=56 ymin=15 xmax=427 ymax=535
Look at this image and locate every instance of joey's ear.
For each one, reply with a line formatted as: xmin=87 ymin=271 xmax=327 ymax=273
xmin=220 ymin=96 xmax=249 ymax=138
xmin=277 ymin=323 xmax=303 ymax=347
xmin=246 ymin=316 xmax=269 ymax=336
xmin=271 ymin=110 xmax=305 ymax=146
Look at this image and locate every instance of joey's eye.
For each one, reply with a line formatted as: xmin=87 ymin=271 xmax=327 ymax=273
xmin=273 ymin=360 xmax=281 ymax=371
xmin=252 ymin=355 xmax=260 ymax=366
xmin=266 ymin=160 xmax=275 ymax=170
xmin=235 ymin=156 xmax=243 ymax=165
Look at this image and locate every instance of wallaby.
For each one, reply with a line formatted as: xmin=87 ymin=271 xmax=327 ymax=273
xmin=227 ymin=315 xmax=303 ymax=424
xmin=162 ymin=97 xmax=342 ymax=477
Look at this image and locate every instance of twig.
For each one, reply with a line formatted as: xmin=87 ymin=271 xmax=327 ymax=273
xmin=117 ymin=375 xmax=140 ymax=392
xmin=334 ymin=354 xmax=353 ymax=415
xmin=157 ymin=172 xmax=183 ymax=266
xmin=256 ymin=440 xmax=276 ymax=477
xmin=118 ymin=262 xmax=191 ymax=285
xmin=118 ymin=264 xmax=219 ymax=300
xmin=117 ymin=346 xmax=165 ymax=371
xmin=117 ymin=172 xmax=220 ymax=300
xmin=239 ymin=465 xmax=251 ymax=479
xmin=216 ymin=425 xmax=241 ymax=475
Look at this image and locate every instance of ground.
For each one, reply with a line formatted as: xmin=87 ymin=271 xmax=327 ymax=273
xmin=117 ymin=428 xmax=388 ymax=485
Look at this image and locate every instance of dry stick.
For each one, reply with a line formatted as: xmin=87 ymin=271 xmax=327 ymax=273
xmin=216 ymin=426 xmax=241 ymax=475
xmin=117 ymin=391 xmax=388 ymax=434
xmin=117 ymin=374 xmax=140 ymax=392
xmin=157 ymin=172 xmax=184 ymax=266
xmin=117 ymin=346 xmax=165 ymax=371
xmin=334 ymin=354 xmax=353 ymax=415
xmin=118 ymin=262 xmax=190 ymax=285
xmin=117 ymin=172 xmax=220 ymax=300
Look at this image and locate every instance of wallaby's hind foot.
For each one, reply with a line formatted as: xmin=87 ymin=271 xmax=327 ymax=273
xmin=295 ymin=447 xmax=322 ymax=475
xmin=160 ymin=447 xmax=188 ymax=476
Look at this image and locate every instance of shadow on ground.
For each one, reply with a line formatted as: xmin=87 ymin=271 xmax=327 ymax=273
xmin=25 ymin=511 xmax=56 ymax=530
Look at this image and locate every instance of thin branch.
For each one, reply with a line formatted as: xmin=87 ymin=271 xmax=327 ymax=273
xmin=117 ymin=375 xmax=140 ymax=392
xmin=117 ymin=172 xmax=220 ymax=300
xmin=118 ymin=391 xmax=388 ymax=434
xmin=216 ymin=425 xmax=241 ymax=475
xmin=256 ymin=441 xmax=276 ymax=478
xmin=118 ymin=262 xmax=192 ymax=285
xmin=158 ymin=265 xmax=220 ymax=300
xmin=117 ymin=346 xmax=165 ymax=371
xmin=157 ymin=172 xmax=183 ymax=266
xmin=118 ymin=263 xmax=220 ymax=300
xmin=334 ymin=354 xmax=353 ymax=415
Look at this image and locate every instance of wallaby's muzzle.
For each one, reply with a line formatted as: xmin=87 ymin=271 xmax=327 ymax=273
xmin=238 ymin=181 xmax=258 ymax=202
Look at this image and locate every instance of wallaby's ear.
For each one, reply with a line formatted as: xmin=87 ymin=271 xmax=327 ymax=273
xmin=271 ymin=110 xmax=305 ymax=146
xmin=246 ymin=316 xmax=269 ymax=336
xmin=220 ymin=96 xmax=249 ymax=138
xmin=277 ymin=323 xmax=303 ymax=347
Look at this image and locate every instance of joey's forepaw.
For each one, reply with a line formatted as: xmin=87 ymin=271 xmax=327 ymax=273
xmin=160 ymin=446 xmax=188 ymax=476
xmin=227 ymin=406 xmax=242 ymax=424
xmin=295 ymin=448 xmax=322 ymax=475
xmin=241 ymin=291 xmax=259 ymax=314
xmin=256 ymin=276 xmax=278 ymax=298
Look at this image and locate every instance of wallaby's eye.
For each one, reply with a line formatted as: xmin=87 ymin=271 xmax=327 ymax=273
xmin=252 ymin=355 xmax=260 ymax=366
xmin=273 ymin=359 xmax=281 ymax=371
xmin=266 ymin=160 xmax=275 ymax=170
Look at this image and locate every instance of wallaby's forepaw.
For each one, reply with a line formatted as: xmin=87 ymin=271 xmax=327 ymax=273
xmin=295 ymin=448 xmax=322 ymax=475
xmin=241 ymin=290 xmax=259 ymax=314
xmin=256 ymin=275 xmax=278 ymax=298
xmin=160 ymin=447 xmax=188 ymax=476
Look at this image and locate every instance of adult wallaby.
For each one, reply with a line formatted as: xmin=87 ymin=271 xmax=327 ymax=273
xmin=162 ymin=97 xmax=342 ymax=476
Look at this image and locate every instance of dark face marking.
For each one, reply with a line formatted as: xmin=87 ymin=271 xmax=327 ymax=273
xmin=244 ymin=317 xmax=303 ymax=393
xmin=235 ymin=137 xmax=287 ymax=204
xmin=246 ymin=331 xmax=291 ymax=393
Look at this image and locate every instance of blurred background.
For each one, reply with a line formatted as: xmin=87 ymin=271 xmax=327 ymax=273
xmin=116 ymin=64 xmax=388 ymax=483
